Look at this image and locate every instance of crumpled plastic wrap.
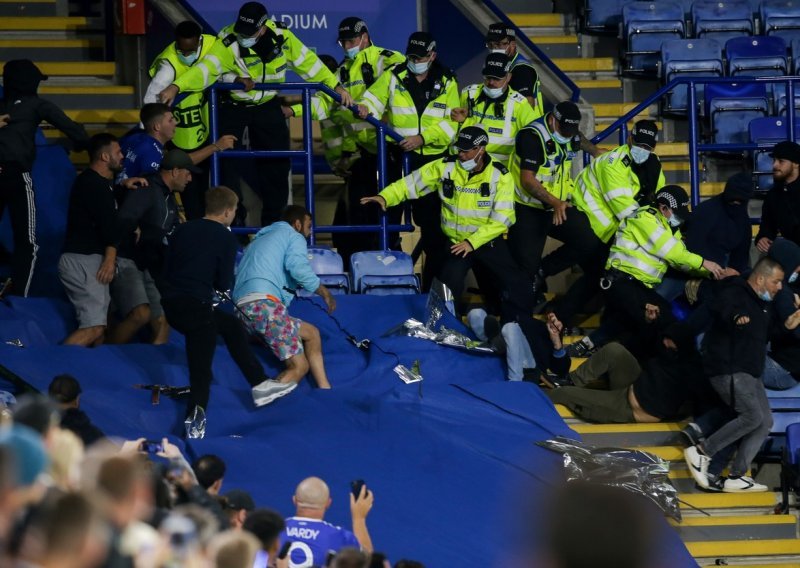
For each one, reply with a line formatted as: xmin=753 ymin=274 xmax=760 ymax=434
xmin=424 ymin=278 xmax=455 ymax=329
xmin=391 ymin=318 xmax=496 ymax=354
xmin=184 ymin=406 xmax=206 ymax=439
xmin=538 ymin=436 xmax=681 ymax=521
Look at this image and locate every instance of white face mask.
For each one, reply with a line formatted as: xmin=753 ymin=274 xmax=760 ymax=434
xmin=178 ymin=51 xmax=199 ymax=66
xmin=552 ymin=131 xmax=570 ymax=145
xmin=237 ymin=35 xmax=258 ymax=48
xmin=458 ymin=153 xmax=480 ymax=172
xmin=484 ymin=86 xmax=505 ymax=99
xmin=790 ymin=272 xmax=799 ymax=284
xmin=490 ymin=48 xmax=507 ymax=55
xmin=630 ymin=145 xmax=650 ymax=164
xmin=667 ymin=213 xmax=682 ymax=228
xmin=407 ymin=60 xmax=431 ymax=75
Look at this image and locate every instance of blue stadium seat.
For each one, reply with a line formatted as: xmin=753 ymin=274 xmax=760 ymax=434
xmin=748 ymin=116 xmax=799 ymax=190
xmin=779 ymin=421 xmax=800 ymax=513
xmin=623 ymin=2 xmax=686 ymax=74
xmin=298 ymin=248 xmax=350 ymax=297
xmin=726 ymin=35 xmax=788 ymax=77
xmin=792 ymin=38 xmax=800 ymax=71
xmin=661 ymin=38 xmax=723 ymax=113
xmin=350 ymin=251 xmax=420 ymax=295
xmin=581 ymin=0 xmax=628 ymax=33
xmin=762 ymin=0 xmax=800 ymax=43
xmin=705 ymin=82 xmax=770 ymax=145
xmin=692 ymin=0 xmax=754 ymax=42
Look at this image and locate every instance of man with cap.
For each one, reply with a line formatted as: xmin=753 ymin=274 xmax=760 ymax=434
xmin=756 ymin=140 xmax=800 ymax=253
xmin=568 ymin=185 xmax=724 ymax=359
xmin=108 ymin=149 xmax=199 ymax=346
xmin=362 ymin=125 xmax=533 ymax=321
xmin=451 ymin=52 xmax=539 ymax=166
xmin=159 ymin=1 xmax=353 ymax=227
xmin=485 ymin=22 xmax=543 ymax=114
xmin=355 ymin=31 xmax=460 ymax=289
xmin=47 ymin=374 xmax=105 ymax=446
xmin=656 ymin=172 xmax=753 ymax=302
xmin=223 ymin=489 xmax=255 ymax=529
xmin=0 ymin=59 xmax=89 ymax=297
xmin=508 ymin=100 xmax=601 ymax=282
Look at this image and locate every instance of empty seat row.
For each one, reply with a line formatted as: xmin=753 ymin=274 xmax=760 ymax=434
xmin=298 ymin=249 xmax=421 ymax=296
xmin=750 ymin=117 xmax=800 ymax=190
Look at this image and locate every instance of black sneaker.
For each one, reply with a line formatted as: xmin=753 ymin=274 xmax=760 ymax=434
xmin=701 ymin=474 xmax=724 ymax=492
xmin=566 ymin=338 xmax=595 ymax=358
xmin=680 ymin=422 xmax=704 ymax=447
xmin=483 ymin=315 xmax=501 ymax=341
xmin=539 ymin=373 xmax=574 ymax=389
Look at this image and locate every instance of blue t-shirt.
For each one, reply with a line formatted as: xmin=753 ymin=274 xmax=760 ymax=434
xmin=282 ymin=517 xmax=360 ymax=567
xmin=120 ymin=131 xmax=164 ymax=179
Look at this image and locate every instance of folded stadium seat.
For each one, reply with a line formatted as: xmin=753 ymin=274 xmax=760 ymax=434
xmin=726 ymin=35 xmax=788 ymax=102
xmin=762 ymin=0 xmax=800 ymax=43
xmin=778 ymin=421 xmax=800 ymax=513
xmin=692 ymin=0 xmax=754 ymax=42
xmin=748 ymin=116 xmax=798 ymax=191
xmin=660 ymin=38 xmax=723 ymax=114
xmin=704 ymin=82 xmax=770 ymax=145
xmin=623 ymin=1 xmax=686 ymax=75
xmin=793 ymin=38 xmax=800 ymax=71
xmin=296 ymin=248 xmax=350 ymax=297
xmin=581 ymin=0 xmax=628 ymax=34
xmin=349 ymin=251 xmax=420 ymax=296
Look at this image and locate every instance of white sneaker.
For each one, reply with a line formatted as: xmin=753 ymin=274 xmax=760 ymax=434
xmin=252 ymin=379 xmax=297 ymax=407
xmin=684 ymin=445 xmax=711 ymax=489
xmin=722 ymin=476 xmax=768 ymax=493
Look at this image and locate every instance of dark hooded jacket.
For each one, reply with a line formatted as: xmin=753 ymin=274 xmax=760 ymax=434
xmin=0 ymin=59 xmax=88 ymax=170
xmin=768 ymin=238 xmax=800 ymax=375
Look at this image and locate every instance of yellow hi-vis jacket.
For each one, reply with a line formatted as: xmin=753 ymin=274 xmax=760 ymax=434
xmin=458 ymin=84 xmax=537 ymax=165
xmin=607 ymin=206 xmax=707 ymax=287
xmin=148 ymin=33 xmax=217 ymax=150
xmin=572 ymin=144 xmax=666 ymax=243
xmin=172 ymin=20 xmax=339 ymax=105
xmin=379 ymin=156 xmax=515 ymax=249
xmin=508 ymin=117 xmax=578 ymax=209
xmin=358 ymin=62 xmax=460 ymax=156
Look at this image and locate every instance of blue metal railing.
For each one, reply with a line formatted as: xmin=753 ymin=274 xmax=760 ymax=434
xmin=206 ymin=83 xmax=413 ymax=248
xmin=589 ymin=75 xmax=800 ymax=207
xmin=481 ymin=0 xmax=581 ymax=103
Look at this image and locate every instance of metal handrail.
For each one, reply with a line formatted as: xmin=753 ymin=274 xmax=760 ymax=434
xmin=480 ymin=0 xmax=581 ymax=102
xmin=589 ymin=75 xmax=800 ymax=207
xmin=206 ymin=82 xmax=413 ymax=248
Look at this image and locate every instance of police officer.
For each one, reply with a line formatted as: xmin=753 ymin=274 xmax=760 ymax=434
xmin=451 ymin=53 xmax=537 ymax=166
xmin=159 ymin=1 xmax=353 ymax=226
xmin=144 ymin=21 xmax=218 ymax=219
xmin=569 ymin=186 xmax=724 ymax=358
xmin=485 ymin=22 xmax=544 ymax=117
xmin=507 ymin=101 xmax=601 ymax=281
xmin=356 ymin=31 xmax=460 ymax=289
xmin=361 ymin=126 xmax=532 ymax=322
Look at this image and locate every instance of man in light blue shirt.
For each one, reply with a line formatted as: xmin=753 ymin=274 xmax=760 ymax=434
xmin=233 ymin=206 xmax=335 ymax=406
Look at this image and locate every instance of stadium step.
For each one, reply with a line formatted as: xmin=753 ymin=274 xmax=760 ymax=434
xmin=0 ymin=0 xmax=57 ymax=17
xmin=0 ymin=38 xmax=104 ymax=60
xmin=0 ymin=60 xmax=115 ymax=77
xmin=0 ymin=16 xmax=92 ymax=30
xmin=671 ymin=515 xmax=799 ymax=542
xmin=38 ymin=85 xmax=137 ymax=110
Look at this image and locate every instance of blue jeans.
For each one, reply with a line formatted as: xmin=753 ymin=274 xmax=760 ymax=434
xmin=762 ymin=354 xmax=798 ymax=390
xmin=466 ymin=309 xmax=535 ymax=381
xmin=655 ymin=276 xmax=686 ymax=302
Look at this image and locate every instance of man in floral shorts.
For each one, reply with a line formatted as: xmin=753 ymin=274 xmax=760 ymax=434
xmin=233 ymin=205 xmax=336 ymax=406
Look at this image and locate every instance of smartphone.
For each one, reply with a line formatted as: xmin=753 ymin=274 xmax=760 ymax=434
xmin=350 ymin=479 xmax=366 ymax=499
xmin=139 ymin=440 xmax=163 ymax=453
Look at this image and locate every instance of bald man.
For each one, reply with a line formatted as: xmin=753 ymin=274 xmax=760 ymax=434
xmin=281 ymin=476 xmax=374 ymax=567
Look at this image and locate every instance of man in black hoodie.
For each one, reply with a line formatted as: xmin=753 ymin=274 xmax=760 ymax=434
xmin=766 ymin=238 xmax=800 ymax=389
xmin=684 ymin=257 xmax=781 ymax=493
xmin=0 ymin=59 xmax=89 ymax=297
xmin=755 ymin=140 xmax=800 ymax=253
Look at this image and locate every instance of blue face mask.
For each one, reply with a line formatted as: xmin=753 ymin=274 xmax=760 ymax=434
xmin=458 ymin=156 xmax=479 ymax=172
xmin=237 ymin=35 xmax=258 ymax=49
xmin=346 ymin=46 xmax=361 ymax=59
xmin=552 ymin=131 xmax=570 ymax=145
xmin=667 ymin=213 xmax=682 ymax=228
xmin=484 ymin=86 xmax=505 ymax=99
xmin=758 ymin=289 xmax=774 ymax=302
xmin=178 ymin=51 xmax=199 ymax=66
xmin=407 ymin=60 xmax=431 ymax=75
xmin=630 ymin=145 xmax=651 ymax=164
xmin=790 ymin=272 xmax=799 ymax=284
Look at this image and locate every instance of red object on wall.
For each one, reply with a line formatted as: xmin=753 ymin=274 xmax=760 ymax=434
xmin=119 ymin=0 xmax=146 ymax=34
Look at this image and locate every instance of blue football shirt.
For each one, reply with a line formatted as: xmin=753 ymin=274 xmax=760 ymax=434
xmin=282 ymin=517 xmax=360 ymax=567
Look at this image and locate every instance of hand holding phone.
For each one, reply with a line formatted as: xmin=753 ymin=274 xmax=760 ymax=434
xmin=139 ymin=439 xmax=164 ymax=453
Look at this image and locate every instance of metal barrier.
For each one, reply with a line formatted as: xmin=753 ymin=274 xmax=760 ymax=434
xmin=206 ymin=82 xmax=413 ymax=248
xmin=589 ymin=75 xmax=800 ymax=207
xmin=481 ymin=0 xmax=581 ymax=103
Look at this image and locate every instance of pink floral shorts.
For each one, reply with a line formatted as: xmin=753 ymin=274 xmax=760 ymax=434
xmin=238 ymin=297 xmax=303 ymax=361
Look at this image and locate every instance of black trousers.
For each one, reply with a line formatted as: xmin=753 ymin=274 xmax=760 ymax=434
xmin=0 ymin=162 xmax=37 ymax=297
xmin=540 ymin=209 xmax=607 ymax=326
xmin=595 ymin=276 xmax=676 ymax=361
xmin=162 ymin=296 xmax=266 ymax=414
xmin=180 ymin=157 xmax=210 ymax=221
xmin=508 ymin=204 xmax=551 ymax=280
xmin=218 ymin=97 xmax=290 ymax=226
xmin=439 ymin=237 xmax=533 ymax=323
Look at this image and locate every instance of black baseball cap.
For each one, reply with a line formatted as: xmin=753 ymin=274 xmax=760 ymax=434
xmin=48 ymin=375 xmax=81 ymax=404
xmin=338 ymin=17 xmax=368 ymax=41
xmin=160 ymin=149 xmax=202 ymax=173
xmin=552 ymin=101 xmax=581 ymax=137
xmin=486 ymin=22 xmax=515 ymax=43
xmin=454 ymin=126 xmax=489 ymax=151
xmin=631 ymin=120 xmax=658 ymax=149
xmin=771 ymin=140 xmax=800 ymax=163
xmin=224 ymin=489 xmax=255 ymax=511
xmin=656 ymin=185 xmax=692 ymax=221
xmin=406 ymin=31 xmax=436 ymax=58
xmin=3 ymin=59 xmax=48 ymax=83
xmin=482 ymin=52 xmax=511 ymax=78
xmin=234 ymin=2 xmax=268 ymax=36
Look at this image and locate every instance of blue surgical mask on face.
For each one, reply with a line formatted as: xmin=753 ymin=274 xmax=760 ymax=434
xmin=758 ymin=289 xmax=774 ymax=302
xmin=667 ymin=213 xmax=682 ymax=228
xmin=178 ymin=51 xmax=199 ymax=66
xmin=346 ymin=46 xmax=361 ymax=59
xmin=790 ymin=272 xmax=799 ymax=284
xmin=237 ymin=35 xmax=258 ymax=49
xmin=484 ymin=86 xmax=505 ymax=99
xmin=407 ymin=60 xmax=431 ymax=75
xmin=630 ymin=145 xmax=650 ymax=164
xmin=552 ymin=131 xmax=570 ymax=145
xmin=459 ymin=156 xmax=479 ymax=172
